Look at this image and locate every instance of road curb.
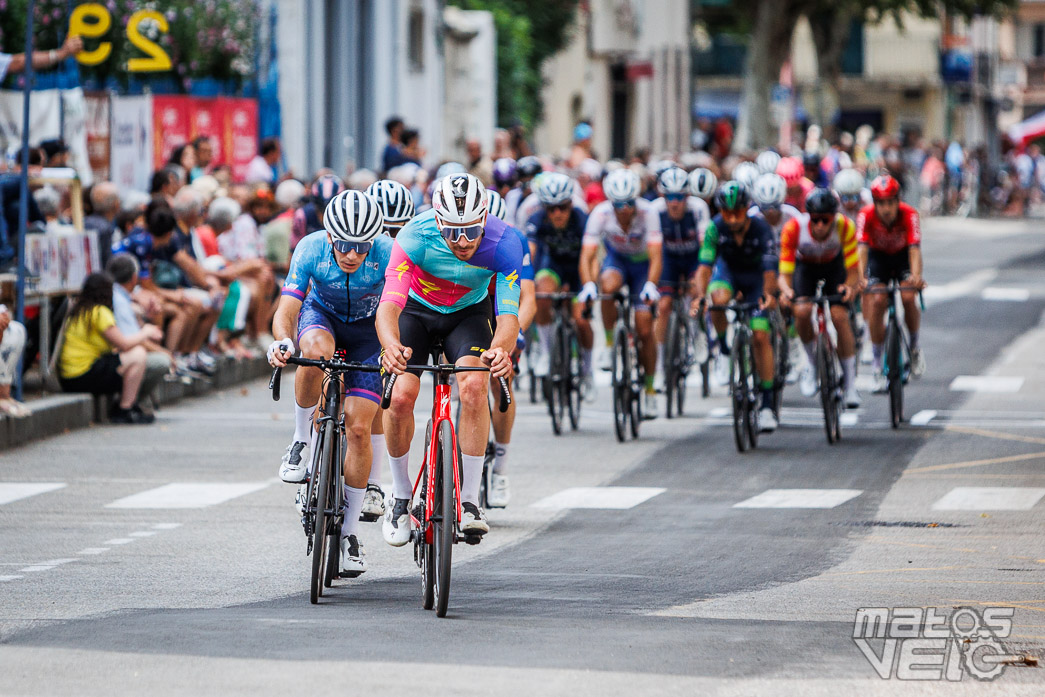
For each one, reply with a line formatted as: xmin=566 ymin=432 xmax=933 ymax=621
xmin=0 ymin=357 xmax=272 ymax=451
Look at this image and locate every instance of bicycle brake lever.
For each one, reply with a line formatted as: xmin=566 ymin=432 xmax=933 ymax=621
xmin=497 ymin=376 xmax=511 ymax=413
xmin=269 ymin=367 xmax=282 ymax=401
xmin=381 ymin=372 xmax=397 ymax=410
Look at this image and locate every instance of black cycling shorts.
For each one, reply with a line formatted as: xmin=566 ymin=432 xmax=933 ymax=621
xmin=399 ymin=298 xmax=493 ymax=373
xmin=867 ymin=248 xmax=912 ymax=287
xmin=793 ymin=255 xmax=849 ymax=304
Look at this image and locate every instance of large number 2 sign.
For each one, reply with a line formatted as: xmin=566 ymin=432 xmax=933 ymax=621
xmin=70 ymin=3 xmax=173 ymax=73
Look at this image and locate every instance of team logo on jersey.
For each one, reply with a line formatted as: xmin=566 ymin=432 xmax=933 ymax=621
xmin=418 ymin=278 xmax=440 ymax=295
xmin=395 ymin=261 xmax=411 ymax=282
xmin=505 ymin=270 xmax=519 ymax=289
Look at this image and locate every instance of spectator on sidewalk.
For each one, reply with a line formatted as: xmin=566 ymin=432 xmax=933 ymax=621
xmin=0 ymin=303 xmax=28 ymax=418
xmin=467 ymin=139 xmax=493 ymax=187
xmin=264 ymin=179 xmax=305 ymax=273
xmin=150 ymin=168 xmax=180 ymax=205
xmin=85 ymin=181 xmax=121 ymax=262
xmin=106 ymin=254 xmax=173 ymax=414
xmin=246 ymin=138 xmax=281 ymax=187
xmin=381 ymin=116 xmax=405 ymax=173
xmin=58 ymin=272 xmax=161 ymax=424
xmin=190 ymin=136 xmax=215 ymax=182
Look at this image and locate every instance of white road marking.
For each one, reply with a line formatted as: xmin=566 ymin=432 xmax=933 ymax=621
xmin=18 ymin=558 xmax=77 ymax=573
xmin=733 ymin=489 xmax=863 ymax=509
xmin=531 ymin=486 xmax=666 ymax=510
xmin=981 ymin=287 xmax=1030 ymax=302
xmin=152 ymin=523 xmax=183 ymax=530
xmin=708 ymin=407 xmax=731 ymax=418
xmin=949 ymin=376 xmax=1024 ymax=393
xmin=932 ymin=487 xmax=1045 ymax=511
xmin=77 ymin=548 xmax=109 ymax=555
xmin=106 ymin=482 xmax=271 ymax=509
xmin=840 ymin=413 xmax=859 ymax=427
xmin=922 ymin=268 xmax=997 ymax=306
xmin=129 ymin=531 xmax=157 ymax=538
xmin=0 ymin=575 xmax=23 ymax=582
xmin=104 ymin=538 xmax=134 ymax=545
xmin=0 ymin=482 xmax=66 ymax=506
xmin=910 ymin=409 xmax=938 ymax=426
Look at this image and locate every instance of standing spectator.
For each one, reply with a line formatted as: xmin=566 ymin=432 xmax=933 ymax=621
xmin=381 ymin=116 xmax=405 ymax=173
xmin=166 ymin=143 xmax=196 ymax=186
xmin=40 ymin=139 xmax=70 ymax=168
xmin=400 ymin=129 xmax=423 ymax=166
xmin=466 ymin=138 xmax=493 ymax=187
xmin=150 ymin=168 xmax=180 ymax=205
xmin=0 ymin=35 xmax=83 ymax=82
xmin=567 ymin=122 xmax=594 ymax=171
xmin=105 ymin=254 xmax=173 ymax=414
xmin=246 ymin=137 xmax=281 ymax=187
xmin=33 ymin=186 xmax=63 ymax=230
xmin=190 ymin=136 xmax=215 ymax=182
xmin=85 ymin=181 xmax=121 ymax=263
xmin=0 ymin=303 xmax=28 ymax=417
xmin=291 ymin=174 xmax=342 ymax=250
xmin=58 ymin=272 xmax=161 ymax=424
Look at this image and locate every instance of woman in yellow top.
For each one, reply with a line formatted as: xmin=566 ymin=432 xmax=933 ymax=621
xmin=59 ymin=272 xmax=163 ymax=424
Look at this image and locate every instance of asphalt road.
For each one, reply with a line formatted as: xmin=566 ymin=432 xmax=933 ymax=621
xmin=2 ymin=217 xmax=1044 ymax=695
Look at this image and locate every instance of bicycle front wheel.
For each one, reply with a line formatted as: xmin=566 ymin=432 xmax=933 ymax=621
xmin=611 ymin=328 xmax=630 ymax=443
xmin=434 ymin=420 xmax=456 ymax=617
xmin=730 ymin=338 xmax=750 ymax=453
xmin=886 ymin=321 xmax=903 ymax=428
xmin=816 ymin=336 xmax=838 ymax=445
xmin=566 ymin=327 xmax=582 ymax=430
xmin=664 ymin=310 xmax=679 ymax=419
xmin=546 ymin=325 xmax=566 ymax=435
xmin=310 ymin=420 xmax=335 ymax=604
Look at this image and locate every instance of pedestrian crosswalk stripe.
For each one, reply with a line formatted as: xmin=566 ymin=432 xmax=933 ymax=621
xmin=932 ymin=487 xmax=1045 ymax=511
xmin=106 ymin=482 xmax=271 ymax=509
xmin=78 ymin=548 xmax=109 ymax=555
xmin=0 ymin=483 xmax=66 ymax=506
xmin=981 ymin=287 xmax=1030 ymax=302
xmin=910 ymin=410 xmax=938 ymax=426
xmin=950 ymin=376 xmax=1024 ymax=393
xmin=531 ymin=486 xmax=666 ymax=510
xmin=0 ymin=575 xmax=22 ymax=582
xmin=104 ymin=538 xmax=134 ymax=545
xmin=733 ymin=489 xmax=863 ymax=509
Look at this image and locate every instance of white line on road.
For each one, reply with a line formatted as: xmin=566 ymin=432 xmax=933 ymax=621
xmin=949 ymin=376 xmax=1024 ymax=393
xmin=77 ymin=548 xmax=109 ymax=555
xmin=152 ymin=523 xmax=183 ymax=530
xmin=0 ymin=575 xmax=23 ymax=582
xmin=18 ymin=558 xmax=77 ymax=573
xmin=104 ymin=538 xmax=134 ymax=545
xmin=733 ymin=489 xmax=863 ymax=509
xmin=981 ymin=287 xmax=1030 ymax=302
xmin=106 ymin=482 xmax=271 ymax=509
xmin=932 ymin=487 xmax=1045 ymax=511
xmin=0 ymin=482 xmax=66 ymax=506
xmin=910 ymin=410 xmax=938 ymax=426
xmin=531 ymin=487 xmax=666 ymax=510
xmin=129 ymin=531 xmax=157 ymax=537
xmin=922 ymin=268 xmax=997 ymax=306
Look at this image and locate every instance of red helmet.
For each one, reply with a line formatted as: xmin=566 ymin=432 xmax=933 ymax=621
xmin=776 ymin=157 xmax=804 ymax=187
xmin=870 ymin=175 xmax=900 ymax=201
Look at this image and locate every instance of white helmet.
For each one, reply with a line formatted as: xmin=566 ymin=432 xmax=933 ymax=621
xmin=537 ymin=172 xmax=574 ymax=206
xmin=486 ymin=189 xmax=507 ymax=219
xmin=732 ymin=161 xmax=760 ymax=189
xmin=432 ymin=173 xmax=488 ymax=225
xmin=756 ymin=150 xmax=782 ymax=175
xmin=365 ymin=179 xmax=415 ymax=227
xmin=657 ymin=167 xmax=690 ymax=196
xmin=435 ymin=161 xmax=467 ymax=180
xmin=688 ymin=168 xmax=718 ymax=199
xmin=832 ymin=168 xmax=865 ymax=196
xmin=323 ymin=190 xmax=384 ymax=243
xmin=602 ymin=169 xmax=641 ymax=203
xmin=751 ymin=173 xmax=787 ymax=208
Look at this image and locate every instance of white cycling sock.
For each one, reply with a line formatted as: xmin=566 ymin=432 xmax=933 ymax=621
xmin=803 ymin=340 xmax=816 ymax=367
xmin=293 ymin=402 xmax=316 ymax=446
xmin=461 ymin=454 xmax=484 ymax=506
xmin=369 ymin=434 xmax=385 ymax=486
xmin=842 ymin=356 xmax=856 ymax=391
xmin=341 ymin=484 xmax=366 ymax=540
xmin=389 ymin=453 xmax=411 ymax=500
xmin=492 ymin=442 xmax=509 ymax=474
xmin=537 ymin=323 xmax=554 ymax=355
xmin=656 ymin=343 xmax=664 ymax=375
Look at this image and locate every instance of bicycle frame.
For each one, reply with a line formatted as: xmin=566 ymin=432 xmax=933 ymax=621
xmin=417 ymin=369 xmax=461 ymax=544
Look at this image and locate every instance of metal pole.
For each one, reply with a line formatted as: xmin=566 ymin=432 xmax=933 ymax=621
xmin=15 ymin=0 xmax=36 ymax=401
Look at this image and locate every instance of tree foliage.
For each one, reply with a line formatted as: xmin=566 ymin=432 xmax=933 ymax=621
xmin=448 ymin=0 xmax=579 ymax=130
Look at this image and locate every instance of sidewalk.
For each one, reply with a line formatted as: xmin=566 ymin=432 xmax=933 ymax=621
xmin=0 ymin=357 xmax=272 ymax=451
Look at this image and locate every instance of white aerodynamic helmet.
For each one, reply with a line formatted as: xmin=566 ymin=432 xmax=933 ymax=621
xmin=602 ymin=168 xmax=641 ymax=203
xmin=365 ymin=179 xmax=415 ymax=227
xmin=756 ymin=150 xmax=782 ymax=175
xmin=486 ymin=189 xmax=507 ymax=219
xmin=751 ymin=173 xmax=787 ymax=209
xmin=323 ymin=190 xmax=384 ymax=243
xmin=732 ymin=161 xmax=761 ymax=189
xmin=537 ymin=172 xmax=574 ymax=206
xmin=432 ymin=173 xmax=488 ymax=225
xmin=832 ymin=168 xmax=865 ymax=197
xmin=657 ymin=167 xmax=690 ymax=196
xmin=688 ymin=168 xmax=718 ymax=199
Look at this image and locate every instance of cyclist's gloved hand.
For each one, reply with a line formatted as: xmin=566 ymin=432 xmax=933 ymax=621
xmin=516 ymin=330 xmax=527 ymax=352
xmin=640 ymin=281 xmax=661 ymax=305
xmin=267 ymin=338 xmax=295 ymax=368
xmin=576 ymin=281 xmax=598 ymax=305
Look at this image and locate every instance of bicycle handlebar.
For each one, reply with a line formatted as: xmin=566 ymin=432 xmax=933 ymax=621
xmin=380 ymin=366 xmax=512 ymax=413
xmin=268 ymin=356 xmax=383 ymax=402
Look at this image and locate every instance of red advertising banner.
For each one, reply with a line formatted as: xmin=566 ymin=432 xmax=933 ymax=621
xmin=151 ymin=95 xmax=258 ymax=181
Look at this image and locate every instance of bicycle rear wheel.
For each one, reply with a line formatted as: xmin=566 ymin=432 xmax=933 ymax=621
xmin=629 ymin=339 xmax=642 ymax=439
xmin=664 ymin=310 xmax=679 ymax=419
xmin=566 ymin=328 xmax=582 ymax=430
xmin=434 ymin=421 xmax=456 ymax=618
xmin=772 ymin=320 xmax=788 ymax=418
xmin=886 ymin=322 xmax=903 ymax=428
xmin=742 ymin=340 xmax=760 ymax=450
xmin=611 ymin=328 xmax=629 ymax=443
xmin=546 ymin=325 xmax=566 ymax=435
xmin=310 ymin=420 xmax=334 ymax=604
xmin=730 ymin=339 xmax=749 ymax=453
xmin=674 ymin=312 xmax=691 ymax=416
xmin=817 ymin=336 xmax=839 ymax=445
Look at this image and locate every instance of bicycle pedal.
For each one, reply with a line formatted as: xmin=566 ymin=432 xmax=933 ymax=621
xmin=339 ymin=569 xmax=364 ymax=579
xmin=460 ymin=534 xmax=483 ymax=546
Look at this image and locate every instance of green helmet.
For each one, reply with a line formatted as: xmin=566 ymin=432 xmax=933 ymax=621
xmin=713 ymin=181 xmax=751 ymax=212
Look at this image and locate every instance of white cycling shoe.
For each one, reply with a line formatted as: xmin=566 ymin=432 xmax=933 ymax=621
xmin=845 ymin=384 xmax=863 ymax=409
xmin=340 ymin=535 xmax=367 ymax=577
xmin=360 ymin=483 xmax=385 ymax=521
xmin=382 ymin=497 xmax=412 ymax=547
xmin=461 ymin=502 xmax=489 ymax=536
xmin=487 ymin=473 xmax=510 ymax=508
xmin=712 ymin=354 xmax=731 ymax=387
xmin=759 ymin=407 xmax=778 ymax=432
xmin=279 ymin=441 xmax=309 ymax=483
xmin=798 ymin=365 xmax=817 ymax=398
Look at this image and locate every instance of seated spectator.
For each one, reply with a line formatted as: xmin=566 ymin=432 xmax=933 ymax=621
xmin=167 ymin=143 xmax=196 ymax=186
xmin=264 ymin=179 xmax=305 ymax=274
xmin=0 ymin=303 xmax=28 ymax=417
xmin=106 ymin=253 xmax=173 ymax=414
xmin=85 ymin=181 xmax=121 ymax=262
xmin=220 ymin=189 xmax=277 ymax=344
xmin=246 ymin=137 xmax=281 ymax=187
xmin=40 ymin=139 xmax=70 ymax=168
xmin=149 ymin=168 xmax=180 ymax=205
xmin=33 ymin=185 xmax=65 ymax=230
xmin=58 ymin=272 xmax=162 ymax=424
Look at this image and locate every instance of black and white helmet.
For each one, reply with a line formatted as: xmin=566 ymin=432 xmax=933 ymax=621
xmin=323 ymin=190 xmax=384 ymax=243
xmin=603 ymin=169 xmax=641 ymax=203
xmin=432 ymin=173 xmax=488 ymax=225
xmin=487 ymin=189 xmax=507 ymax=219
xmin=657 ymin=167 xmax=690 ymax=195
xmin=537 ymin=172 xmax=574 ymax=206
xmin=688 ymin=168 xmax=718 ymax=199
xmin=365 ymin=179 xmax=415 ymax=227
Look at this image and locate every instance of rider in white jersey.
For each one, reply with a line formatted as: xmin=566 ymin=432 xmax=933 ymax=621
xmin=749 ymin=173 xmax=801 ymax=241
